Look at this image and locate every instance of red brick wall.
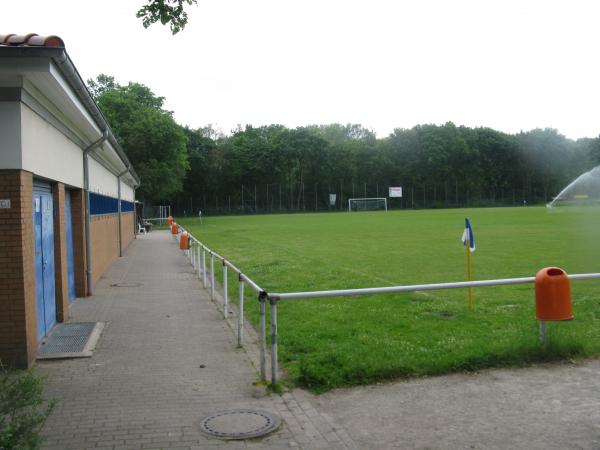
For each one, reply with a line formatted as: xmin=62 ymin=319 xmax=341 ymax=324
xmin=0 ymin=174 xmax=135 ymax=365
xmin=121 ymin=212 xmax=135 ymax=251
xmin=71 ymin=189 xmax=87 ymax=297
xmin=0 ymin=170 xmax=37 ymax=368
xmin=90 ymin=214 xmax=119 ymax=287
xmin=89 ymin=211 xmax=135 ymax=288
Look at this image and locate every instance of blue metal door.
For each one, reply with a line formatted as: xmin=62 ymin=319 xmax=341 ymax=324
xmin=65 ymin=191 xmax=76 ymax=302
xmin=33 ymin=188 xmax=56 ymax=340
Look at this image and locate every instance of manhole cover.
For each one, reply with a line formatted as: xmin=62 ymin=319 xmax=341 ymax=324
xmin=199 ymin=409 xmax=281 ymax=440
xmin=110 ymin=282 xmax=142 ymax=287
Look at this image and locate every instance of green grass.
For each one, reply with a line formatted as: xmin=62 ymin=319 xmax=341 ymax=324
xmin=177 ymin=207 xmax=600 ymax=393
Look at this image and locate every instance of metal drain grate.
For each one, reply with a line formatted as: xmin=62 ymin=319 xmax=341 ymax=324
xmin=37 ymin=322 xmax=104 ymax=359
xmin=199 ymin=409 xmax=281 ymax=440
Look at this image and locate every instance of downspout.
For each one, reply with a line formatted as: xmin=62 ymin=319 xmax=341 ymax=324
xmin=117 ymin=166 xmax=130 ymax=257
xmin=83 ymin=130 xmax=108 ymax=296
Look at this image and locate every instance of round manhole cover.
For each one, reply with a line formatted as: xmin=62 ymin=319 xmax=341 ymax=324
xmin=199 ymin=409 xmax=281 ymax=440
xmin=110 ymin=282 xmax=142 ymax=287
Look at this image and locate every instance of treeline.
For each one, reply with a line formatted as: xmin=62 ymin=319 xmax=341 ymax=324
xmin=173 ymin=123 xmax=599 ymax=215
xmin=88 ymin=75 xmax=599 ymax=214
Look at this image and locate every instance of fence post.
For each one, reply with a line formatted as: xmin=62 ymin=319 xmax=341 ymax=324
xmin=259 ymin=293 xmax=266 ymax=382
xmin=202 ymin=246 xmax=207 ymax=287
xmin=191 ymin=241 xmax=196 ymax=269
xmin=237 ymin=276 xmax=244 ymax=348
xmin=270 ymin=296 xmax=278 ymax=386
xmin=222 ymin=261 xmax=228 ymax=318
xmin=210 ymin=253 xmax=215 ymax=301
xmin=196 ymin=244 xmax=201 ymax=279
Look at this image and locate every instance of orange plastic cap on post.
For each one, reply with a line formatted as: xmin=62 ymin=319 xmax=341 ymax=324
xmin=535 ymin=267 xmax=572 ymax=321
xmin=167 ymin=215 xmax=173 ymax=225
xmin=179 ymin=231 xmax=190 ymax=250
xmin=171 ymin=223 xmax=178 ymax=235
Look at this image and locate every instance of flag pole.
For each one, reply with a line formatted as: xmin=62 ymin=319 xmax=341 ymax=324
xmin=466 ymin=237 xmax=473 ymax=309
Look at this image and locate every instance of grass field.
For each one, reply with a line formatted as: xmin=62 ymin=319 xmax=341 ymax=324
xmin=177 ymin=207 xmax=600 ymax=393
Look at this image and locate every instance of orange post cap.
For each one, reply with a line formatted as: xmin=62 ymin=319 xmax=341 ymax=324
xmin=179 ymin=231 xmax=190 ymax=250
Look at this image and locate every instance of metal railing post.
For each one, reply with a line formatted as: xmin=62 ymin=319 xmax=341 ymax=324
xmin=210 ymin=252 xmax=215 ymax=301
xmin=223 ymin=261 xmax=228 ymax=318
xmin=259 ymin=293 xmax=266 ymax=382
xmin=237 ymin=276 xmax=244 ymax=347
xmin=270 ymin=296 xmax=278 ymax=386
xmin=197 ymin=243 xmax=202 ymax=281
xmin=202 ymin=246 xmax=207 ymax=287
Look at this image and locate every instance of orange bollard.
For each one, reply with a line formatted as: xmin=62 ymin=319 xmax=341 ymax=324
xmin=167 ymin=215 xmax=173 ymax=225
xmin=535 ymin=267 xmax=573 ymax=321
xmin=179 ymin=231 xmax=190 ymax=250
xmin=171 ymin=222 xmax=178 ymax=235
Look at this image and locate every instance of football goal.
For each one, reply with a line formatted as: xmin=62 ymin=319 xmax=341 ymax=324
xmin=348 ymin=198 xmax=388 ymax=212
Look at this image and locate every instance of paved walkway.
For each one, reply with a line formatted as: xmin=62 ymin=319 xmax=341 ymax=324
xmin=38 ymin=230 xmax=600 ymax=450
xmin=318 ymin=359 xmax=600 ymax=450
xmin=38 ymin=231 xmax=355 ymax=450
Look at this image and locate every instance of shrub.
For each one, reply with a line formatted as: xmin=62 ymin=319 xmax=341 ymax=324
xmin=0 ymin=365 xmax=55 ymax=450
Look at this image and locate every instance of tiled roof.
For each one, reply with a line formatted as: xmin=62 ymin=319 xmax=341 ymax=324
xmin=0 ymin=33 xmax=64 ymax=48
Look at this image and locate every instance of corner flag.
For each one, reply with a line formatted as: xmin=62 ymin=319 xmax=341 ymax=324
xmin=461 ymin=218 xmax=475 ymax=309
xmin=461 ymin=218 xmax=475 ymax=252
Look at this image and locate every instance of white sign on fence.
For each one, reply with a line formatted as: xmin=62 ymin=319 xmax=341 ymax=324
xmin=329 ymin=194 xmax=337 ymax=206
xmin=389 ymin=187 xmax=403 ymax=198
xmin=0 ymin=199 xmax=10 ymax=209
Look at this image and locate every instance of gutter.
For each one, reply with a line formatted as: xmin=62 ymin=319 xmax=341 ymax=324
xmin=51 ymin=49 xmax=141 ymax=187
xmin=83 ymin=130 xmax=108 ymax=295
xmin=0 ymin=46 xmax=141 ymax=186
xmin=51 ymin=47 xmax=141 ymax=291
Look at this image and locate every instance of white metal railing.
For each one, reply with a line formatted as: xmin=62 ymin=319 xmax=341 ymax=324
xmin=172 ymin=225 xmax=600 ymax=387
xmin=174 ymin=225 xmax=269 ymax=380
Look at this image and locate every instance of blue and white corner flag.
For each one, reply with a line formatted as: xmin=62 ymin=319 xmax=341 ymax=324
xmin=461 ymin=218 xmax=476 ymax=252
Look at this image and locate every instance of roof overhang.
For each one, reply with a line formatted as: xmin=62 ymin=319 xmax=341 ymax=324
xmin=0 ymin=45 xmax=140 ymax=188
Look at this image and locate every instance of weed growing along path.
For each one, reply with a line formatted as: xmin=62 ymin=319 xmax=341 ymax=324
xmin=178 ymin=207 xmax=600 ymax=392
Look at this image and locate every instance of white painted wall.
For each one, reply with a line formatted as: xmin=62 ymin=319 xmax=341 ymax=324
xmin=120 ymin=180 xmax=134 ymax=202
xmin=20 ymin=104 xmax=84 ymax=187
xmin=88 ymin=156 xmax=118 ymax=198
xmin=0 ymin=102 xmax=22 ymax=168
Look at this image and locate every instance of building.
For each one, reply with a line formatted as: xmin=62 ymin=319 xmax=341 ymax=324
xmin=0 ymin=33 xmax=140 ymax=367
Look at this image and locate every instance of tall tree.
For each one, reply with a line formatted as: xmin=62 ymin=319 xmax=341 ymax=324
xmin=88 ymin=75 xmax=189 ymax=203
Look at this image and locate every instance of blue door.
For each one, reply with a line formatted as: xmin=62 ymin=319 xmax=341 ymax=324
xmin=33 ymin=187 xmax=56 ymax=340
xmin=64 ymin=191 xmax=76 ymax=302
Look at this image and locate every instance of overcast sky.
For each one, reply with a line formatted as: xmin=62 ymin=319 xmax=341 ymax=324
xmin=3 ymin=0 xmax=600 ymax=139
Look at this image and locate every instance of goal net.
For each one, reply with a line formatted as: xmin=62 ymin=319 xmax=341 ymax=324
xmin=348 ymin=198 xmax=388 ymax=212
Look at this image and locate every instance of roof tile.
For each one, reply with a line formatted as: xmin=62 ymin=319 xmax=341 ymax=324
xmin=0 ymin=33 xmax=64 ymax=48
